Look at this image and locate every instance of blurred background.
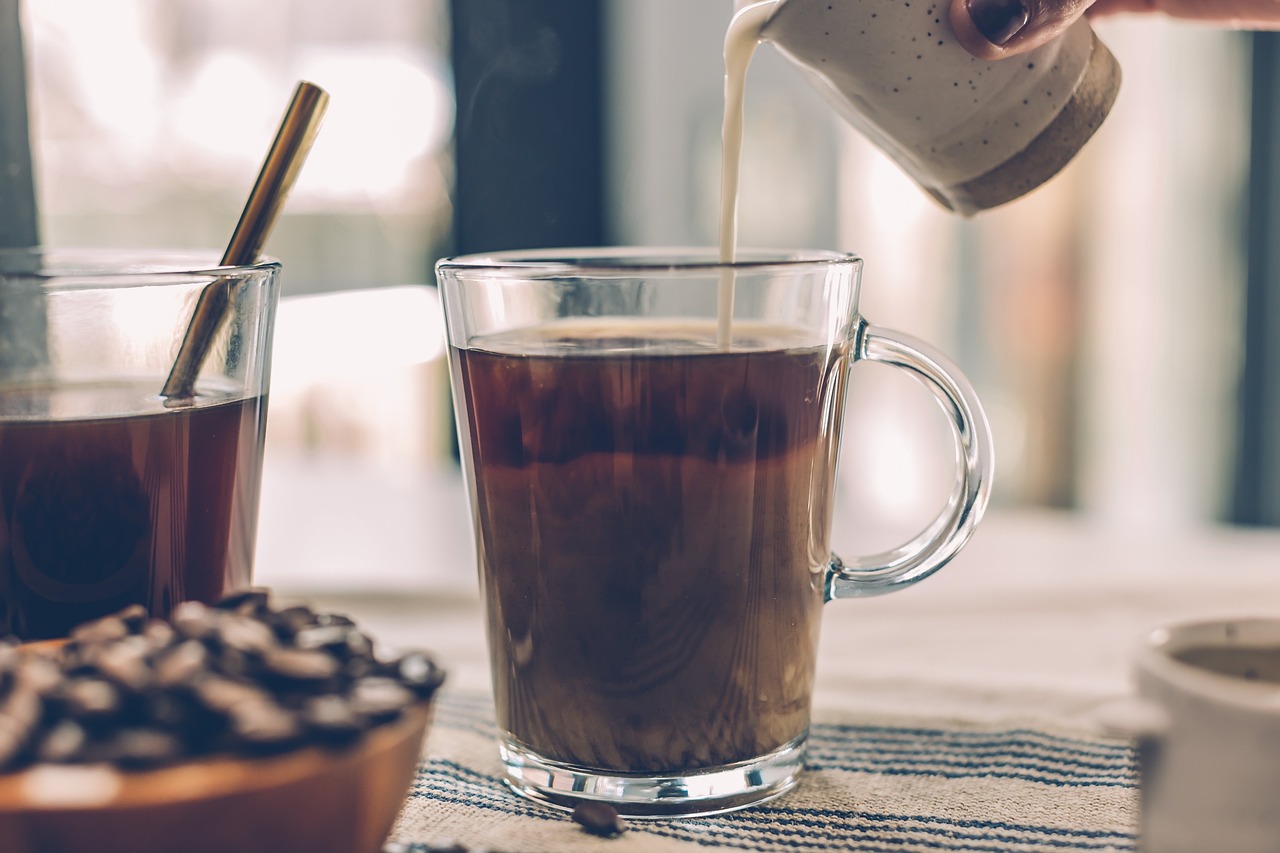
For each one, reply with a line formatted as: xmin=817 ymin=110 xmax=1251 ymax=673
xmin=6 ymin=0 xmax=1279 ymax=585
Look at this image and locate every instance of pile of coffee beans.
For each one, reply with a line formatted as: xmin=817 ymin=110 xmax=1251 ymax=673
xmin=0 ymin=589 xmax=444 ymax=772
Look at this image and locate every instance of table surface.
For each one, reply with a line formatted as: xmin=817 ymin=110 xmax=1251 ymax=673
xmin=256 ymin=454 xmax=1280 ymax=852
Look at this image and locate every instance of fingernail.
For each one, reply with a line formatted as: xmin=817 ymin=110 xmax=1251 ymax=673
xmin=965 ymin=0 xmax=1030 ymax=46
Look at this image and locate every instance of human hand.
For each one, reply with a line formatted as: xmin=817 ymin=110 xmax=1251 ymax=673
xmin=950 ymin=0 xmax=1280 ymax=59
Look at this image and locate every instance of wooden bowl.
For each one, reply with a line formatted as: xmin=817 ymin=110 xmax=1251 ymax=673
xmin=0 ymin=699 xmax=433 ymax=853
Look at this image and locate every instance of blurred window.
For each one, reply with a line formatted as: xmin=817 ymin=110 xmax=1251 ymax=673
xmin=24 ymin=0 xmax=454 ymax=297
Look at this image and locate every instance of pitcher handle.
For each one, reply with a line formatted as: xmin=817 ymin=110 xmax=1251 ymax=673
xmin=826 ymin=318 xmax=994 ymax=600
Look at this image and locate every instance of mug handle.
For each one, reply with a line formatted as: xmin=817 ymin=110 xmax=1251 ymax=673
xmin=825 ymin=318 xmax=995 ymax=601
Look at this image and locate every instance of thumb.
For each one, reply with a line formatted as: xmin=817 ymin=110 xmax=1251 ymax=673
xmin=949 ymin=0 xmax=1093 ymax=60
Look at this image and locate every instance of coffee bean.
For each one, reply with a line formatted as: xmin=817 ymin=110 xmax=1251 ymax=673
xmin=293 ymin=625 xmax=351 ymax=653
xmin=269 ymin=605 xmax=316 ymax=640
xmin=0 ymin=723 xmax=29 ymax=770
xmin=117 ymin=604 xmax=150 ymax=634
xmin=212 ymin=588 xmax=271 ymax=615
xmin=143 ymin=619 xmax=176 ymax=650
xmin=110 ymin=727 xmax=184 ymax=768
xmin=153 ymin=640 xmax=208 ymax=689
xmin=36 ymin=719 xmax=88 ymax=763
xmin=392 ymin=653 xmax=446 ymax=697
xmin=348 ymin=678 xmax=414 ymax=723
xmin=344 ymin=631 xmax=374 ymax=660
xmin=344 ymin=656 xmax=376 ymax=680
xmin=572 ymin=801 xmax=627 ymax=837
xmin=0 ymin=686 xmax=41 ymax=769
xmin=300 ymin=695 xmax=363 ymax=743
xmin=172 ymin=601 xmax=218 ymax=642
xmin=262 ymin=648 xmax=340 ymax=685
xmin=192 ymin=675 xmax=271 ymax=716
xmin=229 ymin=699 xmax=302 ymax=752
xmin=93 ymin=638 xmax=151 ymax=693
xmin=64 ymin=678 xmax=122 ymax=722
xmin=144 ymin=690 xmax=188 ymax=730
xmin=71 ymin=615 xmax=129 ymax=646
xmin=15 ymin=656 xmax=61 ymax=697
xmin=314 ymin=612 xmax=355 ymax=629
xmin=215 ymin=614 xmax=277 ymax=656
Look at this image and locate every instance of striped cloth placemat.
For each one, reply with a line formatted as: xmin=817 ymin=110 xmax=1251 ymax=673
xmin=389 ymin=690 xmax=1139 ymax=852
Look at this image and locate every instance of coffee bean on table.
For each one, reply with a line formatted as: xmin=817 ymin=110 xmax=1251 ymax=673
xmin=572 ymin=801 xmax=627 ymax=838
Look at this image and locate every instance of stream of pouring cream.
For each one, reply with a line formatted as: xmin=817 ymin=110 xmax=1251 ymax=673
xmin=718 ymin=0 xmax=779 ymax=347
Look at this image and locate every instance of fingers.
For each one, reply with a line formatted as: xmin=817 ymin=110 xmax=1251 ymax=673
xmin=951 ymin=0 xmax=1280 ymax=59
xmin=1087 ymin=0 xmax=1280 ymax=24
xmin=949 ymin=0 xmax=1094 ymax=59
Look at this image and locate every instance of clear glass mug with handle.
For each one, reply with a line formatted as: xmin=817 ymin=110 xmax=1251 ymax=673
xmin=438 ymin=248 xmax=993 ymax=816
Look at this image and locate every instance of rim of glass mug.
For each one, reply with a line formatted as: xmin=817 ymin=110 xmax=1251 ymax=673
xmin=0 ymin=248 xmax=281 ymax=290
xmin=437 ymin=245 xmax=857 ymax=273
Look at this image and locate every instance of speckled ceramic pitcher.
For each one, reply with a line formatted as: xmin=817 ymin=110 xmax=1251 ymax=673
xmin=745 ymin=0 xmax=1120 ymax=214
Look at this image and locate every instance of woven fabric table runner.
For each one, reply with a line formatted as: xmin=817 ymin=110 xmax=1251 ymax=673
xmin=390 ymin=690 xmax=1139 ymax=853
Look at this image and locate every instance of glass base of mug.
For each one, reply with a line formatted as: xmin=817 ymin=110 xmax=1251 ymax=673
xmin=499 ymin=732 xmax=807 ymax=817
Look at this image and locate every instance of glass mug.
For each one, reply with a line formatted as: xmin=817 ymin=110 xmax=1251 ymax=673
xmin=0 ymin=250 xmax=278 ymax=640
xmin=438 ymin=248 xmax=993 ymax=816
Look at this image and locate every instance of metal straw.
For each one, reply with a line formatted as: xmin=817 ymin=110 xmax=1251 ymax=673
xmin=162 ymin=80 xmax=329 ymax=400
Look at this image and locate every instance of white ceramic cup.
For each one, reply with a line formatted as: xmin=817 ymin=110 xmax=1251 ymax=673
xmin=1111 ymin=619 xmax=1280 ymax=853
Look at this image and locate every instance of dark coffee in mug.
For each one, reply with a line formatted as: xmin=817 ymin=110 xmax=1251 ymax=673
xmin=453 ymin=319 xmax=843 ymax=773
xmin=0 ymin=381 xmax=267 ymax=640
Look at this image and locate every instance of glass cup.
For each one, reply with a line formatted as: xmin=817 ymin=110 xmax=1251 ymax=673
xmin=0 ymin=249 xmax=279 ymax=640
xmin=437 ymin=248 xmax=993 ymax=816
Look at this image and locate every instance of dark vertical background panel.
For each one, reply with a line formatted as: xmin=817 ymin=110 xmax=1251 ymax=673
xmin=1234 ymin=33 xmax=1280 ymax=526
xmin=449 ymin=0 xmax=606 ymax=255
